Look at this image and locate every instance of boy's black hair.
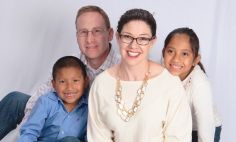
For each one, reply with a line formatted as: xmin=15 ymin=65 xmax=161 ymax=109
xmin=52 ymin=56 xmax=87 ymax=80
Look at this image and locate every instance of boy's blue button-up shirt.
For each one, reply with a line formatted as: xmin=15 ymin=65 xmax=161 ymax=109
xmin=18 ymin=91 xmax=88 ymax=142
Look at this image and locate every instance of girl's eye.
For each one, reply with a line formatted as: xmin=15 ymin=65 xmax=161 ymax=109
xmin=73 ymin=79 xmax=80 ymax=83
xmin=182 ymin=52 xmax=189 ymax=56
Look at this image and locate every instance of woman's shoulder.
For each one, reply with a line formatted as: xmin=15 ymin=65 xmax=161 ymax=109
xmin=93 ymin=66 xmax=117 ymax=84
xmin=148 ymin=62 xmax=182 ymax=89
xmin=148 ymin=61 xmax=164 ymax=78
xmin=106 ymin=64 xmax=119 ymax=78
xmin=149 ymin=61 xmax=179 ymax=81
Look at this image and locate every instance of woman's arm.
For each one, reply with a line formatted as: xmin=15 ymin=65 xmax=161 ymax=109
xmin=164 ymin=82 xmax=192 ymax=142
xmin=87 ymin=80 xmax=113 ymax=142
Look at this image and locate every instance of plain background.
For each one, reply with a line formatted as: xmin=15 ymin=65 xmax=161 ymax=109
xmin=0 ymin=0 xmax=235 ymax=141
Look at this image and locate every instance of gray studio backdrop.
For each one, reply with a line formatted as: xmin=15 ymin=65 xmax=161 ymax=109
xmin=0 ymin=0 xmax=235 ymax=141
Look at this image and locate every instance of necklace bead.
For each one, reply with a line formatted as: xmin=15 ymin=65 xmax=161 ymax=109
xmin=115 ymin=72 xmax=149 ymax=122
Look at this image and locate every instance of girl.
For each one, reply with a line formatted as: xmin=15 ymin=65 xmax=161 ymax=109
xmin=162 ymin=27 xmax=222 ymax=142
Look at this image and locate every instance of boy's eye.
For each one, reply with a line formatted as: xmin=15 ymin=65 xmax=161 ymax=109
xmin=58 ymin=80 xmax=65 ymax=84
xmin=166 ymin=49 xmax=174 ymax=54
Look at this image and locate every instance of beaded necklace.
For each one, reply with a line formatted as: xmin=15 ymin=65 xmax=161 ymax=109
xmin=115 ymin=64 xmax=150 ymax=122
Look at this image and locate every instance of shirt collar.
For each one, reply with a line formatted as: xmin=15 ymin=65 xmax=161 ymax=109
xmin=79 ymin=43 xmax=119 ymax=71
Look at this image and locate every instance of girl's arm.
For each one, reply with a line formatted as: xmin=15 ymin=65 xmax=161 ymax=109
xmin=192 ymin=81 xmax=215 ymax=142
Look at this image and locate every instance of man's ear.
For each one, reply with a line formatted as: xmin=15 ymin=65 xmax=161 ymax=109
xmin=108 ymin=28 xmax=114 ymax=41
xmin=193 ymin=54 xmax=201 ymax=66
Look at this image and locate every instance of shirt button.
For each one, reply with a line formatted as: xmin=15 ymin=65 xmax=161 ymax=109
xmin=61 ymin=131 xmax=64 ymax=134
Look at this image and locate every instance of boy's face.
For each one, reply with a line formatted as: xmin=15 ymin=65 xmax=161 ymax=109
xmin=52 ymin=67 xmax=87 ymax=109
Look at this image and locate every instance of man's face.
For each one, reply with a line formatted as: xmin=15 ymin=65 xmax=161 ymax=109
xmin=76 ymin=12 xmax=113 ymax=61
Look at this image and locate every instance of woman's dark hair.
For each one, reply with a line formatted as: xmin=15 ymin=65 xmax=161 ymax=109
xmin=117 ymin=8 xmax=156 ymax=37
xmin=52 ymin=56 xmax=87 ymax=80
xmin=162 ymin=27 xmax=205 ymax=72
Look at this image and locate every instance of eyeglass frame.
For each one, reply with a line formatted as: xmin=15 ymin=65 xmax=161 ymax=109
xmin=77 ymin=27 xmax=107 ymax=37
xmin=119 ymin=33 xmax=154 ymax=46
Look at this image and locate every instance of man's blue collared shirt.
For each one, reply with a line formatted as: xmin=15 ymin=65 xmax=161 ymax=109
xmin=18 ymin=91 xmax=88 ymax=142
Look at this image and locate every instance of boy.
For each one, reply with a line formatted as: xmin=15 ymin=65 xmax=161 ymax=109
xmin=18 ymin=56 xmax=88 ymax=142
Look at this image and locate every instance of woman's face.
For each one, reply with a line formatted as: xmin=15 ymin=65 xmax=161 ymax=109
xmin=163 ymin=34 xmax=199 ymax=80
xmin=116 ymin=20 xmax=155 ymax=66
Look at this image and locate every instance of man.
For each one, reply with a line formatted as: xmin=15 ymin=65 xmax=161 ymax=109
xmin=0 ymin=5 xmax=120 ymax=140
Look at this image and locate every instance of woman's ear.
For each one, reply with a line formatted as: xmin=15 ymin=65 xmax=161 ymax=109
xmin=193 ymin=54 xmax=201 ymax=66
xmin=149 ymin=36 xmax=157 ymax=49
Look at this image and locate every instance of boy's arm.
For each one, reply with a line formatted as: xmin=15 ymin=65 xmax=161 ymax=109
xmin=21 ymin=80 xmax=54 ymax=124
xmin=18 ymin=95 xmax=48 ymax=142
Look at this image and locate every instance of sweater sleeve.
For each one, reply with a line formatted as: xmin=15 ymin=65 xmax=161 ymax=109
xmin=87 ymin=79 xmax=113 ymax=142
xmin=164 ymin=81 xmax=192 ymax=142
xmin=192 ymin=81 xmax=215 ymax=142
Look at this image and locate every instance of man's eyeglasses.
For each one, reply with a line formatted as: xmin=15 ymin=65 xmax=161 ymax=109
xmin=119 ymin=34 xmax=153 ymax=46
xmin=78 ymin=28 xmax=106 ymax=37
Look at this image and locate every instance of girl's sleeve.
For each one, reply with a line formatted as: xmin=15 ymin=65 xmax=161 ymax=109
xmin=192 ymin=82 xmax=215 ymax=142
xmin=87 ymin=80 xmax=113 ymax=142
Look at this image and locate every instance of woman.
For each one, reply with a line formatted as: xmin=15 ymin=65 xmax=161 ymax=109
xmin=162 ymin=27 xmax=222 ymax=142
xmin=87 ymin=9 xmax=192 ymax=142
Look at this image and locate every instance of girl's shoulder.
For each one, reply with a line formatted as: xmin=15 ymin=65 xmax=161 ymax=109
xmin=191 ymin=65 xmax=209 ymax=84
xmin=185 ymin=65 xmax=211 ymax=90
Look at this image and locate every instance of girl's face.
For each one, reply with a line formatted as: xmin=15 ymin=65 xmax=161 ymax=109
xmin=163 ymin=34 xmax=200 ymax=80
xmin=116 ymin=20 xmax=155 ymax=66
